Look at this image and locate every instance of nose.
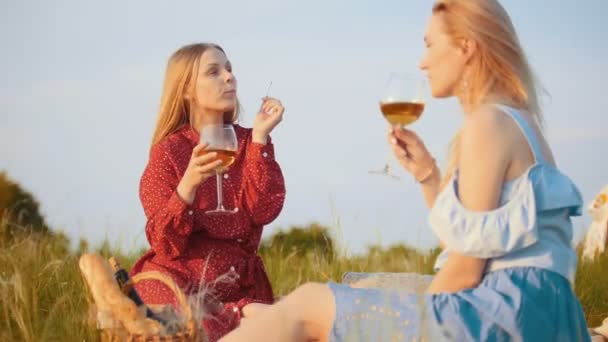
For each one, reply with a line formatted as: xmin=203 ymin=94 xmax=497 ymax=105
xmin=223 ymin=69 xmax=235 ymax=84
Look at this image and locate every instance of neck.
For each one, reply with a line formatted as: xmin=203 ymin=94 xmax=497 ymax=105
xmin=456 ymin=95 xmax=470 ymax=114
xmin=454 ymin=79 xmax=473 ymax=114
xmin=457 ymin=90 xmax=518 ymax=115
xmin=191 ymin=106 xmax=225 ymax=133
xmin=456 ymin=93 xmax=475 ymax=115
xmin=481 ymin=93 xmax=522 ymax=111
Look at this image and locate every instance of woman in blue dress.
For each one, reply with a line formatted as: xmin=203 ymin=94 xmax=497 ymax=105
xmin=220 ymin=0 xmax=591 ymax=341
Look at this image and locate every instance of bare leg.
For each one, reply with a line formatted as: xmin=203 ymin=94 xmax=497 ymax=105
xmin=238 ymin=303 xmax=271 ymax=328
xmin=219 ymin=283 xmax=336 ymax=342
xmin=242 ymin=303 xmax=271 ymax=317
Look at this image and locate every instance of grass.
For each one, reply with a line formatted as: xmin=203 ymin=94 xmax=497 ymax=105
xmin=0 ymin=223 xmax=97 ymax=341
xmin=0 ymin=218 xmax=606 ymax=341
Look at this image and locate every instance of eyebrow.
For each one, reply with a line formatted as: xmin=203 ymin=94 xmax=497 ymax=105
xmin=205 ymin=62 xmax=231 ymax=68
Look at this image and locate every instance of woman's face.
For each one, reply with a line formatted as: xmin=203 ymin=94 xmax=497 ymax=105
xmin=192 ymin=47 xmax=237 ymax=114
xmin=419 ymin=14 xmax=468 ymax=99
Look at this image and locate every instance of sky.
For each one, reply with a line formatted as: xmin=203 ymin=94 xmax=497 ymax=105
xmin=1 ymin=0 xmax=607 ymax=255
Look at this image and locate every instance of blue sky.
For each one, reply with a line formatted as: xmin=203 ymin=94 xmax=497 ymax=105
xmin=1 ymin=0 xmax=607 ymax=254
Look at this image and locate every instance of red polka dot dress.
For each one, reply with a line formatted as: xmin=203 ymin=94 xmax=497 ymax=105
xmin=130 ymin=124 xmax=285 ymax=341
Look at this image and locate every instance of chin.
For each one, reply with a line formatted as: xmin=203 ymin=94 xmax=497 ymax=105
xmin=219 ymin=101 xmax=236 ymax=112
xmin=431 ymin=86 xmax=452 ymax=99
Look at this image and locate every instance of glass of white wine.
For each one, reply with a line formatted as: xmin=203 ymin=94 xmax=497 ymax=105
xmin=369 ymin=72 xmax=427 ymax=178
xmin=200 ymin=124 xmax=238 ymax=215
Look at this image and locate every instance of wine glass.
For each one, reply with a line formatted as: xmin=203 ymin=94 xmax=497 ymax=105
xmin=369 ymin=72 xmax=427 ymax=179
xmin=200 ymin=124 xmax=239 ymax=215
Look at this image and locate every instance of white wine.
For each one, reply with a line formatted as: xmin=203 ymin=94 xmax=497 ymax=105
xmin=380 ymin=101 xmax=425 ymax=126
xmin=203 ymin=149 xmax=237 ymax=172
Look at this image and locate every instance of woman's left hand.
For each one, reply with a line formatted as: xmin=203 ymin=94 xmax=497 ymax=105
xmin=252 ymin=97 xmax=284 ymax=144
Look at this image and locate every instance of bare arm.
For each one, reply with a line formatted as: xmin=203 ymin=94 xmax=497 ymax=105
xmin=389 ymin=127 xmax=440 ymax=208
xmin=427 ymin=252 xmax=486 ymax=293
xmin=427 ymin=106 xmax=512 ymax=294
xmin=419 ymin=165 xmax=441 ymax=208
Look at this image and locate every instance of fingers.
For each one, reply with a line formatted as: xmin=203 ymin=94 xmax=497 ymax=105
xmin=388 ymin=130 xmax=410 ymax=157
xmin=390 ymin=137 xmax=413 ymax=169
xmin=392 ymin=148 xmax=415 ymax=171
xmin=193 ymin=151 xmax=218 ymax=165
xmin=192 ymin=151 xmax=223 ymax=173
xmin=391 ymin=126 xmax=420 ymax=147
xmin=262 ymin=103 xmax=281 ymax=115
xmin=266 ymin=106 xmax=284 ymax=122
xmin=196 ymin=159 xmax=223 ymax=174
xmin=390 ymin=126 xmax=429 ymax=158
xmin=192 ymin=142 xmax=209 ymax=158
xmin=389 ymin=137 xmax=408 ymax=159
xmin=388 ymin=129 xmax=419 ymax=172
xmin=261 ymin=97 xmax=284 ymax=116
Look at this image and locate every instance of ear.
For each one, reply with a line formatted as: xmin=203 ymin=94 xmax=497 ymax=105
xmin=459 ymin=38 xmax=477 ymax=64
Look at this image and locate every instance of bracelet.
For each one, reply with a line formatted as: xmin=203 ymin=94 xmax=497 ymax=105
xmin=416 ymin=159 xmax=437 ymax=184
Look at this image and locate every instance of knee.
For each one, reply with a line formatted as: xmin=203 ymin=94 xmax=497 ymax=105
xmin=287 ymin=282 xmax=334 ymax=319
xmin=277 ymin=283 xmax=333 ymax=341
xmin=279 ymin=282 xmax=326 ymax=315
xmin=294 ymin=282 xmax=326 ymax=297
xmin=241 ymin=303 xmax=269 ymax=318
xmin=295 ymin=283 xmax=334 ymax=341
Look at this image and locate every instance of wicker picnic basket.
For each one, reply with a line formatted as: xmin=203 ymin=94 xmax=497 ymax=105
xmin=79 ymin=254 xmax=206 ymax=342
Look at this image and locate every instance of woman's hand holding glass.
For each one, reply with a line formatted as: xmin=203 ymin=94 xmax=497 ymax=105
xmin=388 ymin=126 xmax=437 ymax=184
xmin=177 ymin=142 xmax=224 ymax=205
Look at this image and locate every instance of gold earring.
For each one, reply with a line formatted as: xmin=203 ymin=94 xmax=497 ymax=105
xmin=461 ymin=77 xmax=470 ymax=103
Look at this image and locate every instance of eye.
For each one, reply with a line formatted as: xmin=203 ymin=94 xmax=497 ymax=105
xmin=207 ymin=68 xmax=219 ymax=76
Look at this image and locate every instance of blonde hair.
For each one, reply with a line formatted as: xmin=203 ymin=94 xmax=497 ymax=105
xmin=432 ymin=0 xmax=545 ymax=187
xmin=150 ymin=43 xmax=240 ymax=147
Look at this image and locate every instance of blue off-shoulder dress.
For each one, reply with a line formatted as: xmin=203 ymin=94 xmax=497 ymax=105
xmin=328 ymin=105 xmax=590 ymax=342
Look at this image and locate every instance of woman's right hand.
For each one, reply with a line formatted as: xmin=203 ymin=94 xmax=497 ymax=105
xmin=177 ymin=142 xmax=223 ymax=204
xmin=388 ymin=125 xmax=437 ymax=184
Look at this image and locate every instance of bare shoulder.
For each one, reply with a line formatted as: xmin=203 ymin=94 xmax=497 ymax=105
xmin=465 ymin=104 xmax=515 ymax=131
xmin=462 ymin=104 xmax=516 ymax=152
xmin=457 ymin=105 xmax=517 ymax=211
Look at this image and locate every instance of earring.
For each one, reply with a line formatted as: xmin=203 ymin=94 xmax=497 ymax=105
xmin=461 ymin=76 xmax=470 ymax=105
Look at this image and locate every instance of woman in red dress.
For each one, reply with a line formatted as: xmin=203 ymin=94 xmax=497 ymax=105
xmin=130 ymin=43 xmax=286 ymax=341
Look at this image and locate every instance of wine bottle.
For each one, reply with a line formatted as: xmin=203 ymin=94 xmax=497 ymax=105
xmin=109 ymin=257 xmax=165 ymax=324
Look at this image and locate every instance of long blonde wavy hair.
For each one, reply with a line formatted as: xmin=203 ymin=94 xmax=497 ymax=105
xmin=432 ymin=0 xmax=545 ymax=187
xmin=150 ymin=43 xmax=240 ymax=147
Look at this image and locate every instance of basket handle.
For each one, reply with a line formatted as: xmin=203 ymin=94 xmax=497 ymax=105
xmin=132 ymin=271 xmax=198 ymax=337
